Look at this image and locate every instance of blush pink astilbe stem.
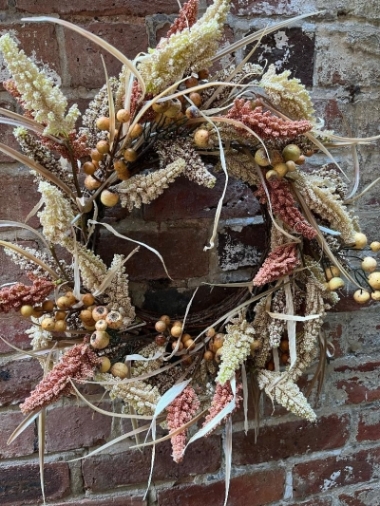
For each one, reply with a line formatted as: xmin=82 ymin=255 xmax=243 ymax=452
xmin=255 ymin=179 xmax=317 ymax=240
xmin=20 ymin=343 xmax=100 ymax=414
xmin=0 ymin=276 xmax=54 ymax=313
xmin=165 ymin=0 xmax=199 ymax=38
xmin=166 ymin=386 xmax=200 ymax=463
xmin=226 ymin=99 xmax=312 ymax=140
xmin=203 ymin=382 xmax=242 ymax=435
xmin=253 ymin=243 xmax=299 ymax=286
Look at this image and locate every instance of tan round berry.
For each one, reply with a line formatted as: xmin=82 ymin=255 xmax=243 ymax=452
xmin=54 ymin=320 xmax=67 ymax=332
xmin=269 ymin=150 xmax=284 ymax=166
xmin=96 ymin=140 xmax=110 ymax=154
xmin=189 ymin=92 xmax=202 ymax=107
xmin=155 ymin=320 xmax=167 ymax=333
xmin=56 ymin=296 xmax=72 ymax=310
xmin=159 ymin=315 xmax=171 ymax=326
xmin=100 ymin=190 xmax=119 ymax=207
xmin=273 ymin=163 xmax=288 ymax=178
xmin=164 ymin=99 xmax=182 ymax=118
xmin=325 ymin=266 xmax=340 ymax=281
xmin=84 ymin=175 xmax=102 ymax=191
xmin=111 ymin=362 xmax=129 ymax=379
xmin=295 ymin=155 xmax=306 ymax=165
xmin=368 ymin=272 xmax=380 ymax=290
xmin=92 ymin=306 xmax=109 ymax=322
xmin=32 ymin=307 xmax=44 ymax=318
xmin=20 ymin=305 xmax=34 ymax=317
xmin=95 ymin=319 xmax=108 ymax=331
xmin=171 ymin=325 xmax=183 ymax=338
xmin=185 ymin=105 xmax=200 ymax=119
xmin=282 ymin=144 xmax=301 ymax=162
xmin=91 ymin=148 xmax=103 ymax=162
xmin=215 ymin=347 xmax=223 ymax=362
xmin=185 ymin=76 xmax=198 ymax=88
xmin=198 ymin=69 xmax=209 ymax=80
xmin=90 ymin=330 xmax=110 ymax=350
xmin=82 ymin=161 xmax=97 ymax=175
xmin=152 ymin=100 xmax=170 ymax=113
xmin=361 ymin=256 xmax=377 ymax=273
xmin=206 ymin=327 xmax=216 ymax=338
xmin=114 ymin=159 xmax=127 ymax=172
xmin=280 ymin=340 xmax=289 ymax=352
xmin=172 ymin=340 xmax=184 ymax=351
xmin=184 ymin=338 xmax=195 ymax=350
xmin=42 ymin=299 xmax=55 ymax=312
xmin=82 ymin=293 xmax=95 ymax=307
xmin=281 ymin=352 xmax=290 ymax=365
xmin=105 ymin=311 xmax=123 ymax=329
xmin=328 ymin=277 xmax=345 ymax=291
xmin=123 ymin=148 xmax=138 ymax=163
xmin=80 ymin=309 xmax=93 ymax=322
xmin=203 ymin=350 xmax=214 ymax=361
xmin=129 ymin=123 xmax=143 ymax=139
xmin=371 ymin=290 xmax=380 ymax=301
xmin=116 ymin=109 xmax=131 ymax=123
xmin=370 ymin=241 xmax=380 ymax=252
xmin=285 ymin=160 xmax=297 ymax=172
xmin=96 ymin=116 xmax=110 ymax=131
xmin=98 ymin=357 xmax=111 ymax=373
xmin=213 ymin=334 xmax=225 ymax=350
xmin=265 ymin=169 xmax=279 ymax=182
xmin=353 ymin=289 xmax=371 ymax=304
xmin=353 ymin=232 xmax=368 ymax=250
xmin=65 ymin=292 xmax=77 ymax=306
xmin=181 ymin=333 xmax=192 ymax=343
xmin=41 ymin=317 xmax=55 ymax=331
xmin=194 ymin=129 xmax=210 ymax=148
xmin=254 ymin=148 xmax=270 ymax=167
xmin=250 ymin=340 xmax=261 ymax=353
xmin=55 ymin=310 xmax=67 ymax=321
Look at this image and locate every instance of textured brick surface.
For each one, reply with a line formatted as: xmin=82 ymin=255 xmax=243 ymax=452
xmin=83 ymin=436 xmax=221 ymax=491
xmin=52 ymin=497 xmax=145 ymax=506
xmin=0 ymin=462 xmax=70 ymax=505
xmin=233 ymin=414 xmax=350 ymax=465
xmin=0 ymin=411 xmax=36 ymax=458
xmin=15 ymin=0 xmax=179 ymax=16
xmin=0 ymin=358 xmax=42 ymax=406
xmin=157 ymin=469 xmax=285 ymax=506
xmin=65 ymin=21 xmax=148 ymax=88
xmin=338 ymin=485 xmax=380 ymax=506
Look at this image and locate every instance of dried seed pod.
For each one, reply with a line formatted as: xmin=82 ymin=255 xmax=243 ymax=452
xmin=82 ymin=161 xmax=97 ymax=175
xmin=282 ymin=144 xmax=301 ymax=162
xmin=353 ymin=232 xmax=368 ymax=249
xmin=100 ymin=190 xmax=119 ymax=207
xmin=84 ymin=175 xmax=102 ymax=191
xmin=368 ymin=272 xmax=380 ymax=290
xmin=159 ymin=315 xmax=171 ymax=326
xmin=325 ymin=266 xmax=340 ymax=281
xmin=370 ymin=241 xmax=380 ymax=252
xmin=353 ymin=289 xmax=371 ymax=304
xmin=111 ymin=362 xmax=129 ymax=378
xmin=41 ymin=317 xmax=55 ymax=331
xmin=116 ymin=109 xmax=131 ymax=123
xmin=42 ymin=300 xmax=55 ymax=312
xmin=55 ymin=310 xmax=67 ymax=321
xmin=56 ymin=296 xmax=72 ymax=310
xmin=82 ymin=293 xmax=95 ymax=307
xmin=105 ymin=311 xmax=123 ymax=329
xmin=54 ymin=320 xmax=67 ymax=332
xmin=90 ymin=330 xmax=110 ymax=350
xmin=96 ymin=140 xmax=110 ymax=154
xmin=20 ymin=305 xmax=34 ymax=317
xmin=189 ymin=92 xmax=202 ymax=107
xmin=254 ymin=148 xmax=270 ymax=167
xmin=96 ymin=116 xmax=110 ymax=131
xmin=129 ymin=123 xmax=143 ymax=139
xmin=273 ymin=163 xmax=288 ymax=178
xmin=194 ymin=129 xmax=210 ymax=148
xmin=92 ymin=306 xmax=109 ymax=322
xmin=328 ymin=277 xmax=345 ymax=291
xmin=171 ymin=325 xmax=183 ymax=338
xmin=155 ymin=320 xmax=167 ymax=333
xmin=95 ymin=319 xmax=108 ymax=331
xmin=361 ymin=257 xmax=377 ymax=273
xmin=123 ymin=148 xmax=137 ymax=162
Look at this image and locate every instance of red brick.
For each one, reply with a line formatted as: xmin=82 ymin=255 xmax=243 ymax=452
xmin=82 ymin=436 xmax=221 ymax=491
xmin=0 ymin=462 xmax=70 ymax=505
xmin=0 ymin=100 xmax=21 ymax=162
xmin=0 ymin=358 xmax=42 ymax=406
xmin=0 ymin=23 xmax=61 ymax=80
xmin=230 ymin=0 xmax=310 ymax=16
xmin=142 ymin=175 xmax=261 ymax=222
xmin=0 ymin=410 xmax=36 ymax=458
xmin=52 ymin=496 xmax=145 ymax=506
xmin=157 ymin=469 xmax=285 ymax=506
xmin=322 ymin=319 xmax=344 ymax=357
xmin=0 ymin=314 xmax=35 ymax=353
xmin=218 ymin=223 xmax=266 ymax=271
xmin=357 ymin=407 xmax=380 ymax=442
xmin=233 ymin=414 xmax=350 ymax=466
xmin=97 ymin=226 xmax=210 ymax=280
xmin=0 ymin=173 xmax=41 ymax=226
xmin=293 ymin=447 xmax=380 ymax=497
xmin=15 ymin=0 xmax=179 ymax=16
xmin=339 ymin=486 xmax=380 ymax=506
xmin=45 ymin=403 xmax=112 ymax=452
xmin=0 ymin=0 xmax=7 ymax=8
xmin=65 ymin=21 xmax=148 ymax=89
xmin=287 ymin=499 xmax=332 ymax=506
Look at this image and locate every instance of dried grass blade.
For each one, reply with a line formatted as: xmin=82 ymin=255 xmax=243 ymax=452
xmin=223 ymin=417 xmax=233 ymax=506
xmin=88 ymin=220 xmax=172 ymax=280
xmin=93 ymin=246 xmax=139 ymax=297
xmin=100 ymin=55 xmax=116 ymax=149
xmin=7 ymin=410 xmax=42 ymax=444
xmin=0 ymin=108 xmax=63 ymax=143
xmin=345 ymin=177 xmax=380 ymax=204
xmin=22 ymin=17 xmax=146 ymax=95
xmin=38 ymin=408 xmax=46 ymax=505
xmin=0 ymin=143 xmax=76 ymax=200
xmin=241 ymin=363 xmax=249 ymax=435
xmin=0 ymin=334 xmax=48 ymax=359
xmin=0 ymin=220 xmax=50 ymax=250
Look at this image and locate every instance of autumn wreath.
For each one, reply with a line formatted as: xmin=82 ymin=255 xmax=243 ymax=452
xmin=0 ymin=0 xmax=379 ymax=503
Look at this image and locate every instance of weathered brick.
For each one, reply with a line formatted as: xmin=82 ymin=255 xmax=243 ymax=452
xmin=97 ymin=226 xmax=211 ymax=280
xmin=0 ymin=23 xmax=61 ymax=79
xmin=45 ymin=404 xmax=112 ymax=452
xmin=293 ymin=447 xmax=380 ymax=497
xmin=0 ymin=410 xmax=36 ymax=458
xmin=357 ymin=407 xmax=380 ymax=442
xmin=142 ymin=175 xmax=261 ymax=222
xmin=315 ymin=25 xmax=380 ymax=88
xmin=0 ymin=0 xmax=8 ymax=9
xmin=338 ymin=485 xmax=380 ymax=506
xmin=230 ymin=0 xmax=317 ymax=16
xmin=335 ymin=364 xmax=380 ymax=405
xmin=15 ymin=0 xmax=179 ymax=16
xmin=233 ymin=414 xmax=350 ymax=466
xmin=246 ymin=27 xmax=315 ymax=87
xmin=0 ymin=172 xmax=41 ymax=226
xmin=157 ymin=469 xmax=285 ymax=506
xmin=316 ymin=0 xmax=380 ymax=21
xmin=218 ymin=223 xmax=266 ymax=272
xmin=0 ymin=314 xmax=34 ymax=354
xmin=51 ymin=496 xmax=145 ymax=506
xmin=287 ymin=498 xmax=332 ymax=506
xmin=65 ymin=21 xmax=148 ymax=89
xmin=0 ymin=358 xmax=42 ymax=406
xmin=0 ymin=462 xmax=70 ymax=505
xmin=82 ymin=436 xmax=221 ymax=491
xmin=0 ymin=101 xmax=20 ymax=163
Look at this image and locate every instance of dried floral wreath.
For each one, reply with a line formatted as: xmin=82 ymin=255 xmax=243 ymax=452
xmin=1 ymin=0 xmax=380 ymax=503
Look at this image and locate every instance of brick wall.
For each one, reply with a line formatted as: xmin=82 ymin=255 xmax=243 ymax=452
xmin=0 ymin=1 xmax=380 ymax=505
